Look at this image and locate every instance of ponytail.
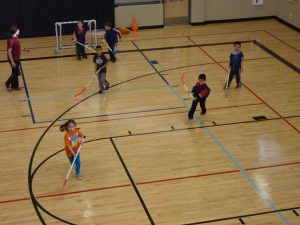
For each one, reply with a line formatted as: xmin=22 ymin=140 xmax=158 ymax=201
xmin=60 ymin=119 xmax=76 ymax=132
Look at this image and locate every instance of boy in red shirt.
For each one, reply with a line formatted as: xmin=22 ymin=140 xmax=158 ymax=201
xmin=188 ymin=74 xmax=211 ymax=119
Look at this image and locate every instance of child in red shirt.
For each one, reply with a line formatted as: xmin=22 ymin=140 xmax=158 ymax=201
xmin=60 ymin=119 xmax=85 ymax=180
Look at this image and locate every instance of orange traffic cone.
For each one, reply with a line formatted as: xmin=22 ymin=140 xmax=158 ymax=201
xmin=131 ymin=17 xmax=138 ymax=31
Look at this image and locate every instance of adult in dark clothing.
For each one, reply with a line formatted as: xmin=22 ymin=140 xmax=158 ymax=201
xmin=6 ymin=25 xmax=21 ymax=91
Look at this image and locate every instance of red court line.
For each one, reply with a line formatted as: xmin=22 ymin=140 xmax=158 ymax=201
xmin=1 ymin=161 xmax=299 ymax=205
xmin=136 ymin=161 xmax=300 ymax=186
xmin=0 ymin=103 xmax=263 ymax=134
xmin=187 ymin=37 xmax=300 ymax=134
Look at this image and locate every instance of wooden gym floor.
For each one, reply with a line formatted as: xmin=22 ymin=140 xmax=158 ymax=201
xmin=0 ymin=19 xmax=299 ymax=225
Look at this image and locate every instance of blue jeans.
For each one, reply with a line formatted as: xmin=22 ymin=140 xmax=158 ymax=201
xmin=97 ymin=72 xmax=109 ymax=90
xmin=68 ymin=153 xmax=81 ymax=176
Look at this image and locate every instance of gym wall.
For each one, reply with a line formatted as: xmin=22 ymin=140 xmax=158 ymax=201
xmin=0 ymin=0 xmax=115 ymax=39
xmin=190 ymin=0 xmax=300 ymax=29
xmin=115 ymin=3 xmax=164 ymax=28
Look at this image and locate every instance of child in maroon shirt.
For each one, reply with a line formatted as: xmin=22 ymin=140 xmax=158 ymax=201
xmin=6 ymin=25 xmax=21 ymax=91
xmin=73 ymin=20 xmax=87 ymax=60
xmin=188 ymin=74 xmax=211 ymax=119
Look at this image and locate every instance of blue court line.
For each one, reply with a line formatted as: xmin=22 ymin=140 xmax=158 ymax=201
xmin=132 ymin=40 xmax=291 ymax=225
xmin=19 ymin=62 xmax=36 ymax=123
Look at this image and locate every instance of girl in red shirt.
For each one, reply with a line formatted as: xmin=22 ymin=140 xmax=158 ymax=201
xmin=60 ymin=119 xmax=85 ymax=180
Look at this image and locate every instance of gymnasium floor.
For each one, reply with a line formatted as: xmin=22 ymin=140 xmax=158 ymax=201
xmin=0 ymin=19 xmax=299 ymax=225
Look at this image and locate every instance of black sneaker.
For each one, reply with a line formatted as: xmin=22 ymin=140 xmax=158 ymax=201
xmin=105 ymin=82 xmax=110 ymax=90
xmin=201 ymin=111 xmax=206 ymax=115
xmin=188 ymin=116 xmax=193 ymax=120
xmin=98 ymin=90 xmax=103 ymax=94
xmin=82 ymin=55 xmax=88 ymax=59
xmin=5 ymin=82 xmax=10 ymax=90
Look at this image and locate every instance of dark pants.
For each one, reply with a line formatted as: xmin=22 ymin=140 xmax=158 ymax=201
xmin=75 ymin=43 xmax=86 ymax=59
xmin=108 ymin=43 xmax=116 ymax=61
xmin=6 ymin=60 xmax=20 ymax=89
xmin=188 ymin=97 xmax=206 ymax=118
xmin=227 ymin=68 xmax=241 ymax=87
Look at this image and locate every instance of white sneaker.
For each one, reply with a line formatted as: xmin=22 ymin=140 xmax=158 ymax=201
xmin=76 ymin=175 xmax=82 ymax=180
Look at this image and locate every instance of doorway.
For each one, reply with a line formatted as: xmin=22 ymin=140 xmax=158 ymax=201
xmin=164 ymin=0 xmax=190 ymax=26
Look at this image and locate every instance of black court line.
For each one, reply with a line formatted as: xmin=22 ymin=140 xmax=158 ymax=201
xmin=110 ymin=138 xmax=155 ymax=225
xmin=0 ymin=40 xmax=254 ymax=64
xmin=29 ymin=113 xmax=300 ymax=224
xmin=0 ymin=29 xmax=264 ymax=52
xmin=132 ymin=41 xmax=170 ymax=85
xmin=239 ymin=218 xmax=245 ymax=224
xmin=36 ymin=106 xmax=184 ymax=123
xmin=253 ymin=40 xmax=300 ymax=74
xmin=293 ymin=210 xmax=299 ymax=216
xmin=128 ymin=40 xmax=297 ymax=225
xmin=19 ymin=62 xmax=36 ymax=123
xmin=263 ymin=30 xmax=300 ymax=53
xmin=182 ymin=206 xmax=300 ymax=225
xmin=27 ymin=39 xmax=300 ymax=224
xmin=31 ymin=56 xmax=273 ymax=124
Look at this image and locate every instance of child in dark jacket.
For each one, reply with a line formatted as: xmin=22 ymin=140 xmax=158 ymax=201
xmin=226 ymin=41 xmax=244 ymax=88
xmin=188 ymin=74 xmax=211 ymax=119
xmin=104 ymin=22 xmax=120 ymax=63
xmin=73 ymin=20 xmax=87 ymax=60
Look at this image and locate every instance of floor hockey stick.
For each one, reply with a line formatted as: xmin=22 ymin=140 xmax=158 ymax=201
xmin=74 ymin=67 xmax=101 ymax=97
xmin=180 ymin=73 xmax=193 ymax=99
xmin=61 ymin=136 xmax=86 ymax=192
xmin=224 ymin=69 xmax=231 ymax=96
xmin=74 ymin=40 xmax=96 ymax=53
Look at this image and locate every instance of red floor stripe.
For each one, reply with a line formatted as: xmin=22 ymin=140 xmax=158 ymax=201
xmin=0 ymin=103 xmax=263 ymax=133
xmin=1 ymin=161 xmax=299 ymax=205
xmin=187 ymin=37 xmax=300 ymax=134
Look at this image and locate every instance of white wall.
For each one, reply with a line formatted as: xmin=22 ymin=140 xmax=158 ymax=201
xmin=115 ymin=3 xmax=164 ymax=28
xmin=190 ymin=0 xmax=299 ymax=28
xmin=115 ymin=0 xmax=300 ymax=29
xmin=204 ymin=0 xmax=277 ymax=21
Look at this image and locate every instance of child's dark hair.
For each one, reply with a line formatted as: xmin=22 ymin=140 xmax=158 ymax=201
xmin=234 ymin=41 xmax=241 ymax=46
xmin=60 ymin=119 xmax=76 ymax=132
xmin=105 ymin=21 xmax=112 ymax=27
xmin=96 ymin=45 xmax=102 ymax=49
xmin=8 ymin=25 xmax=19 ymax=38
xmin=198 ymin=73 xmax=206 ymax=80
